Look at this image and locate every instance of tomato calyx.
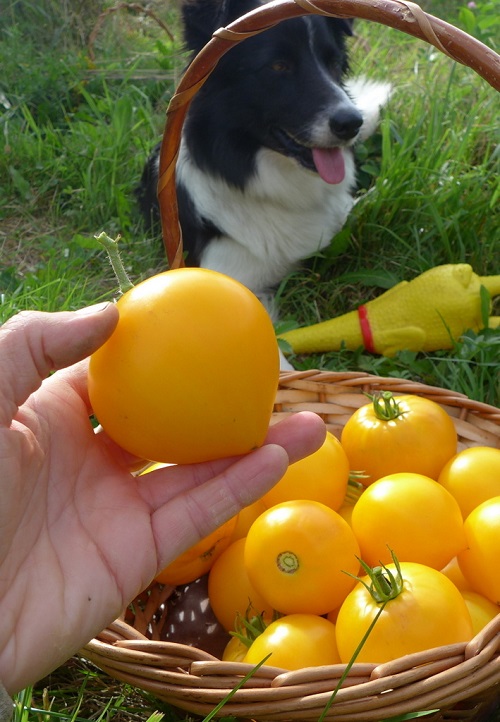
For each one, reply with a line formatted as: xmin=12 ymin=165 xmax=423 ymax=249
xmin=95 ymin=231 xmax=134 ymax=294
xmin=277 ymin=551 xmax=299 ymax=574
xmin=369 ymin=391 xmax=406 ymax=422
xmin=231 ymin=609 xmax=279 ymax=649
xmin=348 ymin=548 xmax=404 ymax=604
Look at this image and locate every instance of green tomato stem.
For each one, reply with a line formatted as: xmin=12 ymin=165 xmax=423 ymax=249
xmin=370 ymin=391 xmax=405 ymax=421
xmin=95 ymin=232 xmax=134 ymax=294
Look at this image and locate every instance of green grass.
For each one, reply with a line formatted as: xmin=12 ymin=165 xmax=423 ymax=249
xmin=1 ymin=0 xmax=499 ymax=719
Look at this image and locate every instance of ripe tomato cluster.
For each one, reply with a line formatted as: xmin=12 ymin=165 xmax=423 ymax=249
xmin=154 ymin=393 xmax=500 ymax=670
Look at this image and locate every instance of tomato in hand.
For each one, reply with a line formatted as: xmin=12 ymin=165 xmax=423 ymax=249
xmin=155 ymin=515 xmax=237 ymax=586
xmin=88 ymin=268 xmax=280 ymax=464
xmin=262 ymin=431 xmax=349 ymax=511
xmin=208 ymin=538 xmax=274 ymax=631
xmin=340 ymin=392 xmax=457 ymax=485
xmin=351 ymin=472 xmax=466 ymax=569
xmin=336 ymin=560 xmax=473 ymax=664
xmin=243 ymin=614 xmax=340 ymax=670
xmin=244 ymin=500 xmax=360 ymax=615
xmin=438 ymin=446 xmax=500 ymax=518
xmin=458 ymin=496 xmax=500 ymax=605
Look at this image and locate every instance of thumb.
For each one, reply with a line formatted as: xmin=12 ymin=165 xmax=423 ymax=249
xmin=0 ymin=303 xmax=119 ymax=424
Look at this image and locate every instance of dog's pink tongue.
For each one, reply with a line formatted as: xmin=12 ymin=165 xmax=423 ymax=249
xmin=312 ymin=147 xmax=345 ymax=184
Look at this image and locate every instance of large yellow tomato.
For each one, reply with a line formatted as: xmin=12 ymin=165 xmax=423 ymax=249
xmin=243 ymin=614 xmax=340 ymax=670
xmin=438 ymin=446 xmax=500 ymax=518
xmin=340 ymin=392 xmax=457 ymax=485
xmin=458 ymin=496 xmax=500 ymax=605
xmin=154 ymin=516 xmax=237 ymax=586
xmin=208 ymin=538 xmax=274 ymax=632
xmin=336 ymin=562 xmax=473 ymax=664
xmin=88 ymin=268 xmax=279 ymax=464
xmin=262 ymin=431 xmax=349 ymax=511
xmin=244 ymin=500 xmax=360 ymax=615
xmin=351 ymin=472 xmax=466 ymax=569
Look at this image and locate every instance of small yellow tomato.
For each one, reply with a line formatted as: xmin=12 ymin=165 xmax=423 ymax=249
xmin=222 ymin=635 xmax=249 ymax=662
xmin=440 ymin=557 xmax=471 ymax=592
xmin=336 ymin=562 xmax=473 ymax=664
xmin=88 ymin=268 xmax=279 ymax=464
xmin=243 ymin=614 xmax=340 ymax=670
xmin=228 ymin=499 xmax=267 ymax=543
xmin=460 ymin=590 xmax=499 ymax=636
xmin=351 ymin=473 xmax=466 ymax=569
xmin=340 ymin=393 xmax=457 ymax=485
xmin=244 ymin=500 xmax=360 ymax=615
xmin=262 ymin=431 xmax=349 ymax=511
xmin=458 ymin=496 xmax=500 ymax=605
xmin=438 ymin=446 xmax=500 ymax=518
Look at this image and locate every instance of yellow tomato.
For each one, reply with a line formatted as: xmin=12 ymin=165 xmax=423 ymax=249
xmin=351 ymin=472 xmax=466 ymax=569
xmin=340 ymin=393 xmax=457 ymax=485
xmin=458 ymin=496 xmax=500 ymax=605
xmin=243 ymin=614 xmax=340 ymax=670
xmin=460 ymin=591 xmax=499 ymax=636
xmin=336 ymin=562 xmax=473 ymax=664
xmin=438 ymin=446 xmax=500 ymax=518
xmin=244 ymin=500 xmax=360 ymax=615
xmin=208 ymin=538 xmax=274 ymax=631
xmin=88 ymin=268 xmax=279 ymax=464
xmin=440 ymin=557 xmax=471 ymax=592
xmin=222 ymin=635 xmax=249 ymax=662
xmin=155 ymin=516 xmax=237 ymax=586
xmin=262 ymin=431 xmax=349 ymax=511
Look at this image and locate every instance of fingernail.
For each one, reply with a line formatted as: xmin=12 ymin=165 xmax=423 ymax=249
xmin=75 ymin=301 xmax=114 ymax=315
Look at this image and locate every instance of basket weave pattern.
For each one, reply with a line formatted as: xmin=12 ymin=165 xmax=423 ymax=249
xmin=83 ymin=1 xmax=500 ymax=719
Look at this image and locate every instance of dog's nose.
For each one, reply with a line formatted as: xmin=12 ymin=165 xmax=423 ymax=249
xmin=330 ymin=107 xmax=363 ymax=141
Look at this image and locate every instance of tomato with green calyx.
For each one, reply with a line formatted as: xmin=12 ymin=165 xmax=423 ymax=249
xmin=438 ymin=446 xmax=500 ymax=518
xmin=458 ymin=496 xmax=500 ymax=605
xmin=340 ymin=392 xmax=457 ymax=485
xmin=262 ymin=431 xmax=349 ymax=511
xmin=243 ymin=614 xmax=340 ymax=670
xmin=336 ymin=554 xmax=473 ymax=664
xmin=88 ymin=267 xmax=279 ymax=464
xmin=244 ymin=500 xmax=360 ymax=615
xmin=351 ymin=472 xmax=466 ymax=569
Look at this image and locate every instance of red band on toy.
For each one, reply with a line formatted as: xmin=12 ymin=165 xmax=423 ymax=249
xmin=358 ymin=305 xmax=375 ymax=353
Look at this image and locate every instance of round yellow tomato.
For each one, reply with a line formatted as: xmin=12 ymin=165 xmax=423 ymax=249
xmin=340 ymin=393 xmax=457 ymax=485
xmin=351 ymin=472 xmax=466 ymax=569
xmin=222 ymin=635 xmax=249 ymax=662
xmin=155 ymin=516 xmax=236 ymax=586
xmin=336 ymin=562 xmax=473 ymax=664
xmin=208 ymin=538 xmax=274 ymax=631
xmin=88 ymin=268 xmax=279 ymax=464
xmin=261 ymin=431 xmax=349 ymax=511
xmin=440 ymin=557 xmax=471 ymax=592
xmin=458 ymin=496 xmax=500 ymax=605
xmin=460 ymin=591 xmax=499 ymax=636
xmin=438 ymin=446 xmax=500 ymax=518
xmin=243 ymin=614 xmax=340 ymax=670
xmin=244 ymin=500 xmax=360 ymax=615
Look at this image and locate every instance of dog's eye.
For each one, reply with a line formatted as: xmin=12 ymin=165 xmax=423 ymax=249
xmin=271 ymin=60 xmax=290 ymax=73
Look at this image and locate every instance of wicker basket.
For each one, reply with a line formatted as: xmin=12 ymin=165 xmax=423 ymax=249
xmin=82 ymin=1 xmax=500 ymax=719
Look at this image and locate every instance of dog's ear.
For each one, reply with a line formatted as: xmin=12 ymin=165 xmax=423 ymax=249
xmin=181 ymin=0 xmax=260 ymax=52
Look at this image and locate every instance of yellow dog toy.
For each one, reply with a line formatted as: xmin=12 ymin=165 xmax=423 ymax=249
xmin=278 ymin=264 xmax=500 ymax=357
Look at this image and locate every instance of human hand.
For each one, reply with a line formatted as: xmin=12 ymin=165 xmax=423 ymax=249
xmin=0 ymin=304 xmax=325 ymax=694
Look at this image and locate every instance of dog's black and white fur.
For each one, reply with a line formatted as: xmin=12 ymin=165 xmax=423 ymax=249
xmin=137 ymin=0 xmax=390 ymax=341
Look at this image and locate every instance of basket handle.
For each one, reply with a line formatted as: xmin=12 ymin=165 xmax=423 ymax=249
xmin=157 ymin=0 xmax=500 ymax=270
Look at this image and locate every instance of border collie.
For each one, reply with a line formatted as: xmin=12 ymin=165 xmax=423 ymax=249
xmin=137 ymin=0 xmax=390 ymax=331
